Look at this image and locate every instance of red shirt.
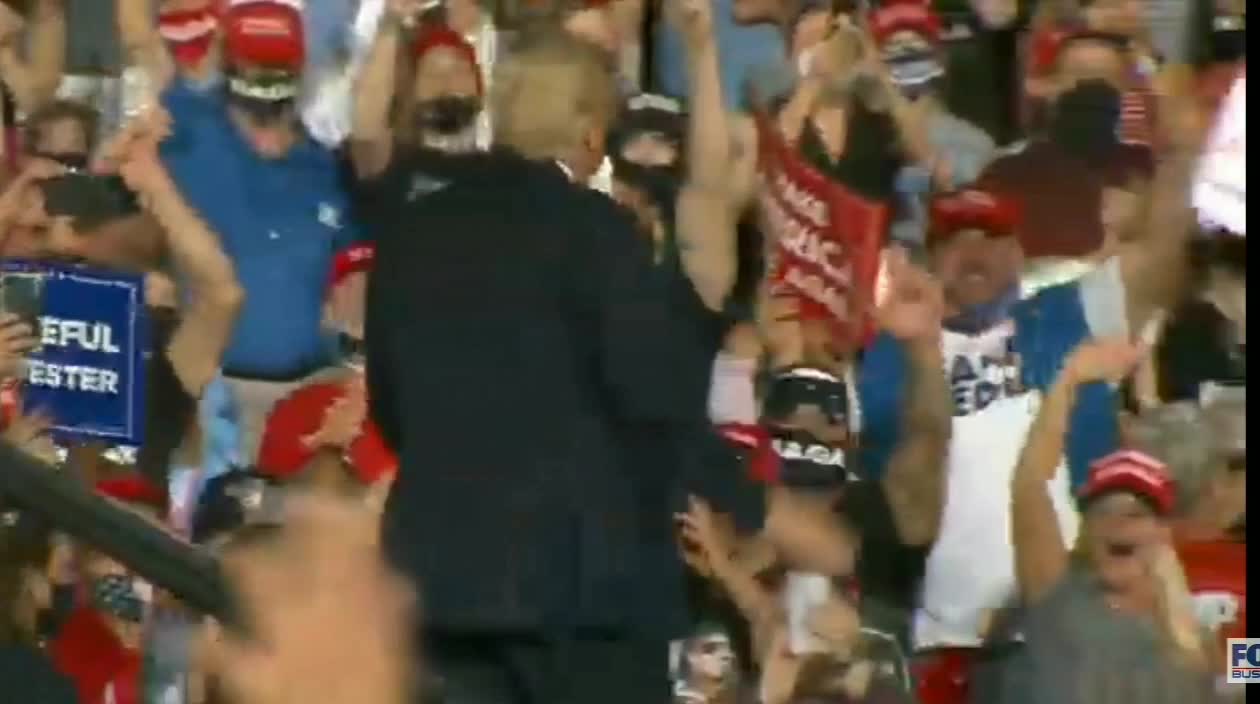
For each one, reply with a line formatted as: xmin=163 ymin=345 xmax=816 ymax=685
xmin=50 ymin=607 xmax=143 ymax=704
xmin=1176 ymin=538 xmax=1247 ymax=658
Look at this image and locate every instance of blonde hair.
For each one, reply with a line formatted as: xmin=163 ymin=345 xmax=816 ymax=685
xmin=490 ymin=26 xmax=618 ymax=162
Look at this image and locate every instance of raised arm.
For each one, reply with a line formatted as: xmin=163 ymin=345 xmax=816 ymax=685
xmin=1118 ymin=66 xmax=1212 ymax=329
xmin=351 ymin=0 xmax=418 ymax=179
xmin=875 ymin=249 xmax=951 ymax=546
xmin=101 ymin=110 xmax=244 ymax=397
xmin=678 ymin=496 xmax=780 ymax=649
xmin=854 ymin=19 xmax=936 ymax=174
xmin=669 ymin=0 xmax=736 ymax=311
xmin=0 ymin=0 xmax=66 ymax=114
xmin=116 ymin=0 xmax=175 ymax=93
xmin=1012 ymin=338 xmax=1143 ymax=604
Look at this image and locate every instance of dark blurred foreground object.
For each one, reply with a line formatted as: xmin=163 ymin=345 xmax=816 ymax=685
xmin=0 ymin=441 xmax=244 ymax=633
xmin=0 ymin=507 xmax=79 ymax=703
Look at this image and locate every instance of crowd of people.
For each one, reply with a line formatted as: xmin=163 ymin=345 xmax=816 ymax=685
xmin=0 ymin=0 xmax=1246 ymax=702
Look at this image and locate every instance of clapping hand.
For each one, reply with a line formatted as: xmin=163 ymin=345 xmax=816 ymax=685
xmin=95 ymin=107 xmax=174 ymax=194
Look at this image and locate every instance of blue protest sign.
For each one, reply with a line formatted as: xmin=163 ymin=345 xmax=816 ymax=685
xmin=5 ymin=262 xmax=150 ymax=445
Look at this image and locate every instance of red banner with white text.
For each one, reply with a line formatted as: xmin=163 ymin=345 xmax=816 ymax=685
xmin=755 ymin=113 xmax=888 ymax=351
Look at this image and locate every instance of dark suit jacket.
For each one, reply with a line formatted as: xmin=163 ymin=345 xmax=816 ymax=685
xmin=365 ymin=149 xmax=711 ymax=633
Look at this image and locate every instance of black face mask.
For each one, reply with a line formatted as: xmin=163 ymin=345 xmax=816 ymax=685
xmin=1050 ymin=79 xmax=1121 ymax=159
xmin=37 ymin=583 xmax=78 ymax=640
xmin=884 ymin=49 xmax=945 ymax=101
xmin=414 ymin=95 xmax=481 ymax=136
xmin=611 ymin=157 xmax=681 ymax=216
xmin=225 ymin=70 xmax=300 ymax=127
xmin=226 ymin=92 xmax=297 ymax=126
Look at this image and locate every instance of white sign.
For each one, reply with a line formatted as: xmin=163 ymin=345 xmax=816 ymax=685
xmin=1194 ymin=73 xmax=1246 ymax=237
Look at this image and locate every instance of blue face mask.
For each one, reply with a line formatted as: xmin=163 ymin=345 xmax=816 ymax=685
xmin=91 ymin=574 xmax=150 ymax=624
xmin=885 ymin=49 xmax=945 ymax=100
xmin=943 ymin=281 xmax=1021 ymax=335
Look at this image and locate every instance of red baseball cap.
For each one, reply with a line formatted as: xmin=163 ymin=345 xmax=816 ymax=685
xmin=257 ymin=382 xmax=397 ymax=485
xmin=1078 ymin=449 xmax=1176 ymax=515
xmin=927 ymin=188 xmax=1021 ymax=247
xmin=868 ymin=0 xmax=942 ymax=46
xmin=223 ymin=0 xmax=305 ymax=71
xmin=412 ymin=25 xmax=483 ymax=96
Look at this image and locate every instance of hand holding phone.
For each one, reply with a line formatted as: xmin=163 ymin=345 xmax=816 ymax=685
xmin=0 ymin=313 xmax=40 ymax=380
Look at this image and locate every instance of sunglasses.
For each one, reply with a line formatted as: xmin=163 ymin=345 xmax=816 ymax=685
xmin=763 ymin=369 xmax=849 ymax=425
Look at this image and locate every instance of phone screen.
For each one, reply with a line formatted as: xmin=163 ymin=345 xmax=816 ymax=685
xmin=0 ymin=272 xmax=46 ymax=350
xmin=39 ymin=173 xmax=141 ymax=229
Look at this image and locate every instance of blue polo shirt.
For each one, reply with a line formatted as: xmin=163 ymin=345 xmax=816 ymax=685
xmin=160 ymin=79 xmax=358 ymax=378
xmin=857 ymin=260 xmax=1130 ymax=489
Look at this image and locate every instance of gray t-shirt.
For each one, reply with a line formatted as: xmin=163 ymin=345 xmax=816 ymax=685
xmin=990 ymin=566 xmax=1218 ymax=704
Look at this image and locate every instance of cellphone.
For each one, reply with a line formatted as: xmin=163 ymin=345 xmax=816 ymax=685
xmin=0 ymin=271 xmax=46 ymax=349
xmin=784 ymin=571 xmax=832 ymax=655
xmin=39 ymin=173 xmax=141 ymax=229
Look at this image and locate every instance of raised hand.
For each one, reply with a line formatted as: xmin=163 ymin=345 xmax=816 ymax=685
xmin=675 ymin=495 xmax=736 ymax=577
xmin=667 ymin=0 xmax=714 ymax=49
xmin=301 ymin=379 xmax=368 ymax=451
xmin=200 ymin=495 xmax=415 ymax=704
xmin=875 ymin=247 xmax=944 ymax=345
xmin=1063 ymin=338 xmax=1146 ymax=387
xmin=96 ymin=107 xmax=174 ymax=193
xmin=383 ymin=0 xmax=427 ymax=26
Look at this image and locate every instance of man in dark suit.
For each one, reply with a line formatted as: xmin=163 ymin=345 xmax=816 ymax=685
xmin=364 ymin=29 xmax=721 ymax=704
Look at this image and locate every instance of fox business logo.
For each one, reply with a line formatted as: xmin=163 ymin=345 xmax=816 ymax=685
xmin=1227 ymin=638 xmax=1260 ymax=683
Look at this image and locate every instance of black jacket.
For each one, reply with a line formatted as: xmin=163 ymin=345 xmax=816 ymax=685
xmin=366 ymin=149 xmax=712 ymax=632
xmin=0 ymin=643 xmax=79 ymax=703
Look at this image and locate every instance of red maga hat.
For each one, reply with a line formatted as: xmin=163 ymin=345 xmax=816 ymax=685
xmin=927 ymin=188 xmax=1021 ymax=246
xmin=868 ymin=0 xmax=942 ymax=46
xmin=1078 ymin=449 xmax=1176 ymax=515
xmin=412 ymin=25 xmax=483 ymax=96
xmin=223 ymin=0 xmax=305 ymax=71
xmin=257 ymin=381 xmax=397 ymax=485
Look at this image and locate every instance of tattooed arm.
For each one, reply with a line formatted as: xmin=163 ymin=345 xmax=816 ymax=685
xmin=876 ymin=250 xmax=951 ymax=546
xmin=880 ymin=338 xmax=951 ymax=546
